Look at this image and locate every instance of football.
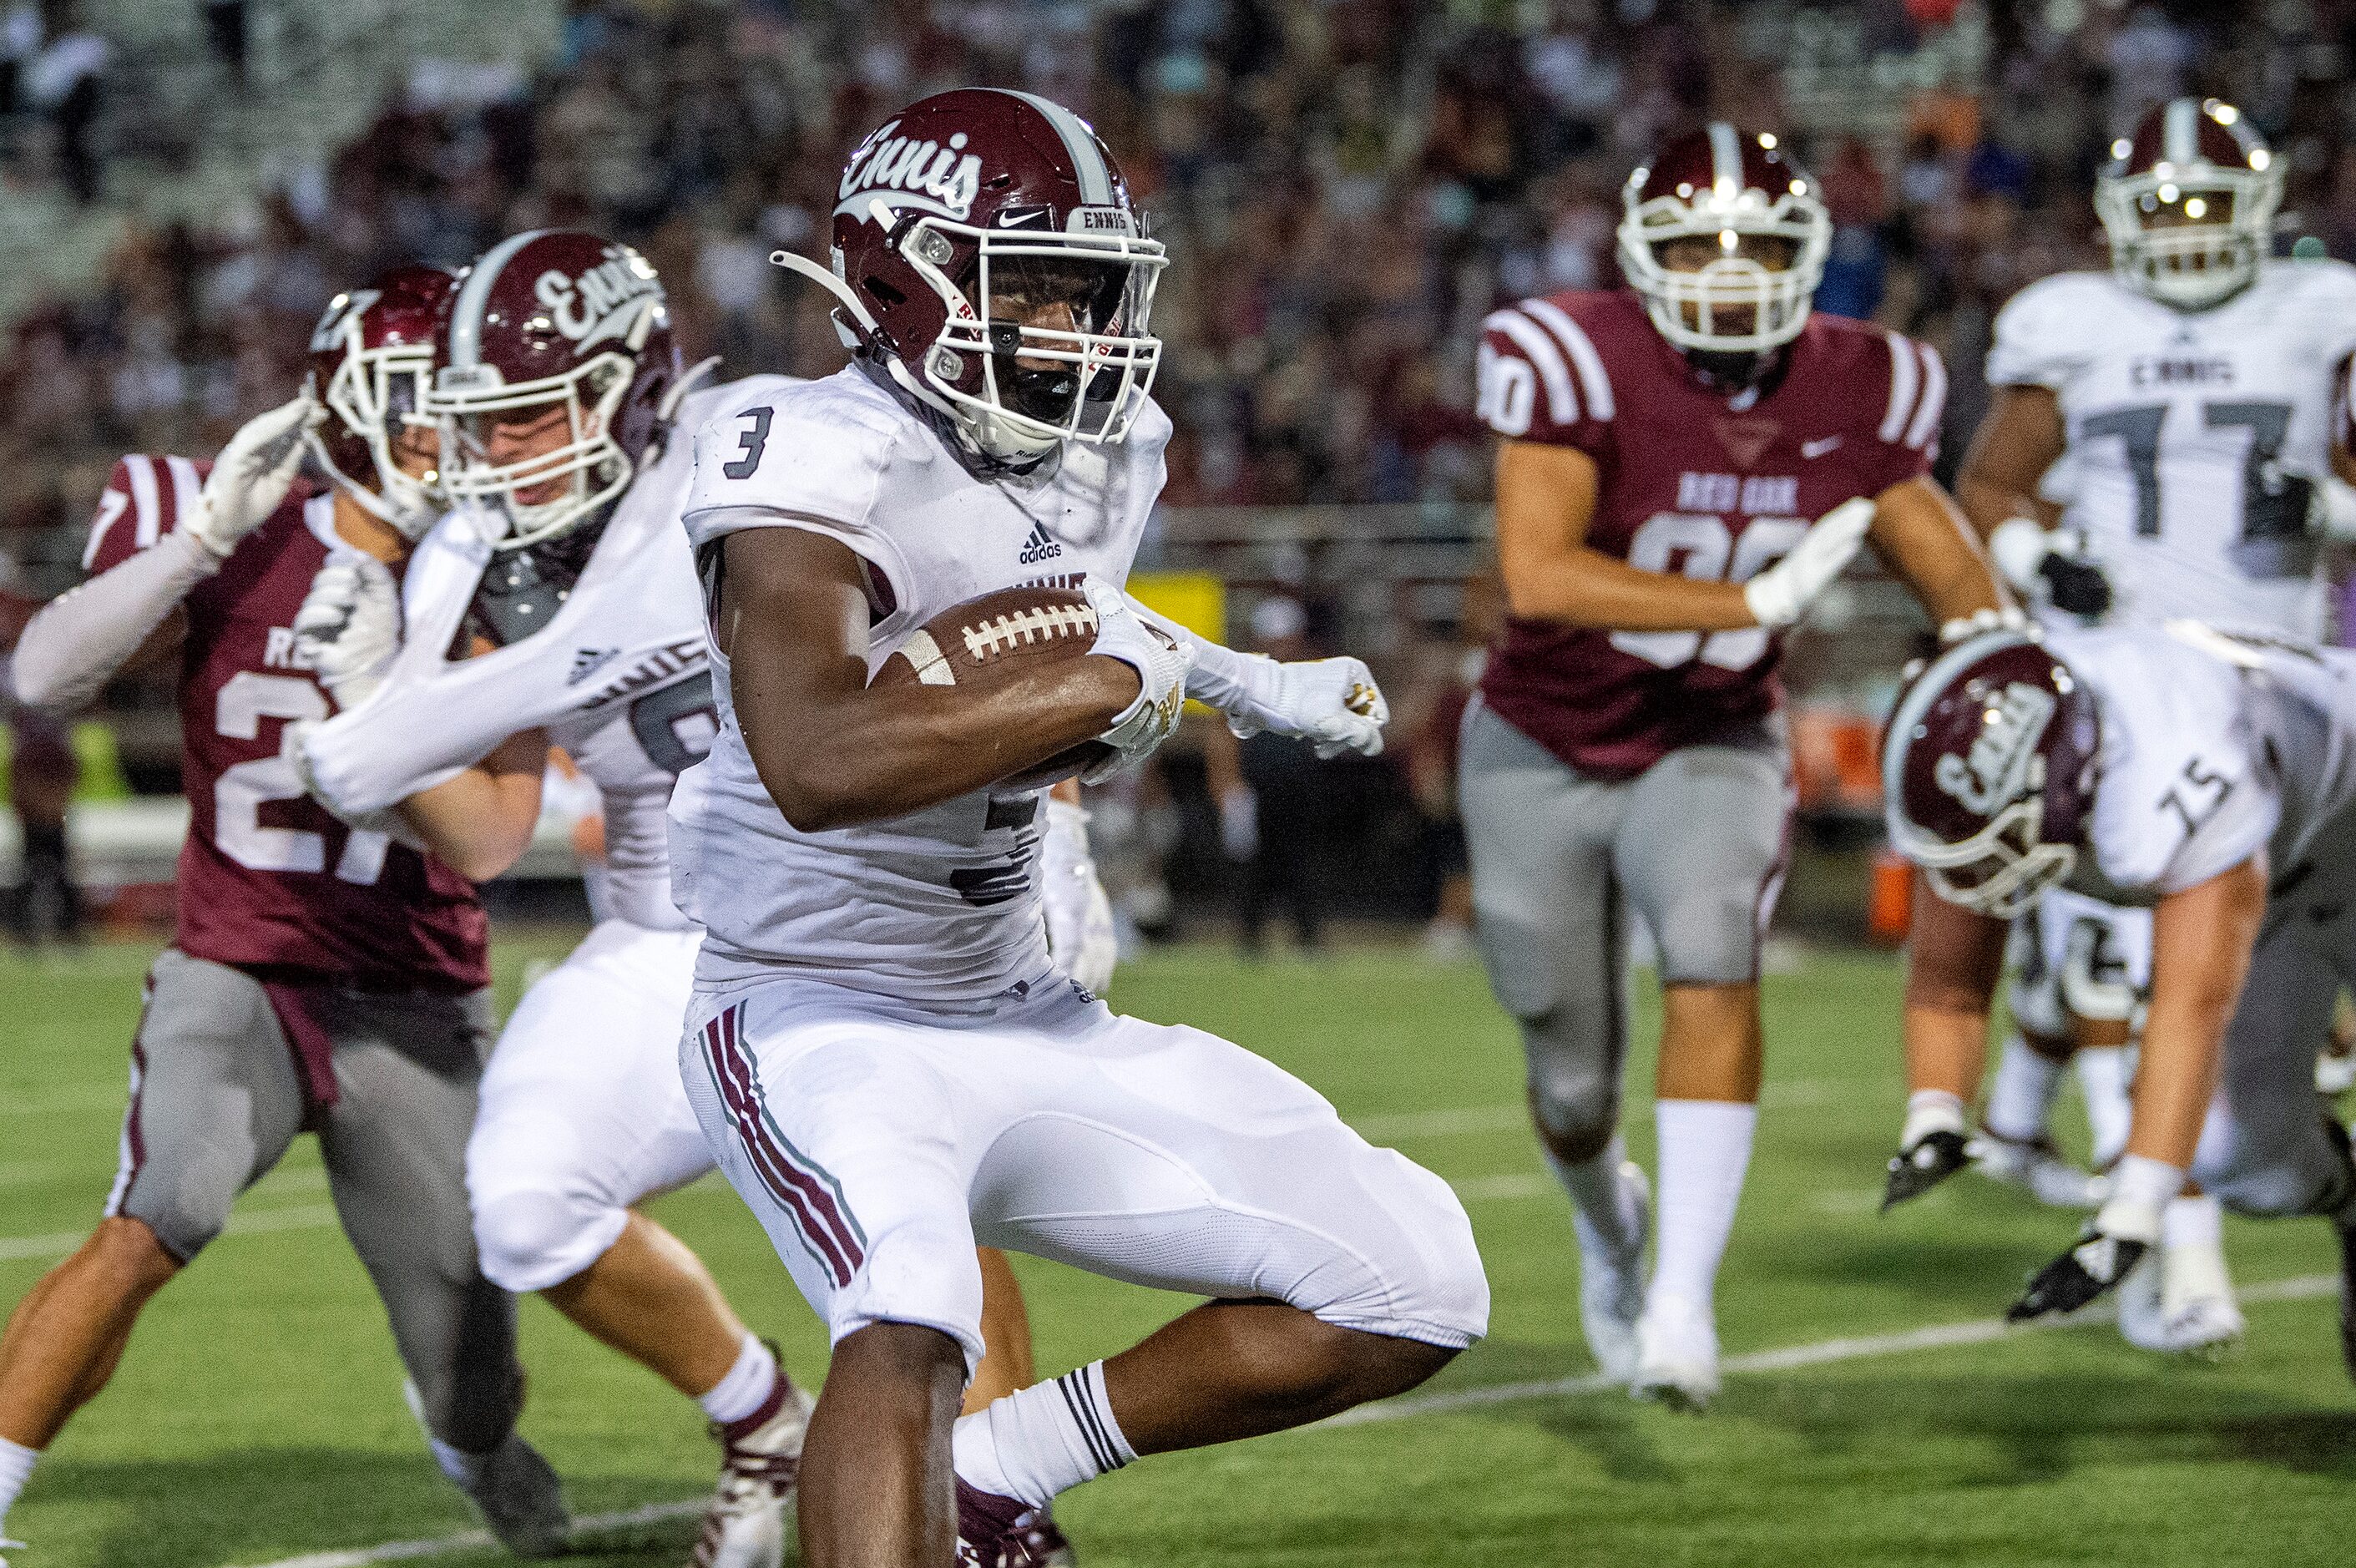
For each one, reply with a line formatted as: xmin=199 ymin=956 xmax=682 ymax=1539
xmin=872 ymin=584 xmax=1115 ymax=789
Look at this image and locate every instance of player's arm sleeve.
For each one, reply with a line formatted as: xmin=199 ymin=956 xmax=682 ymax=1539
xmin=9 ymin=458 xmax=216 ymax=714
xmin=680 ymin=392 xmax=912 ymax=603
xmin=1475 ymin=301 xmax=1614 ymax=453
xmin=1859 ymin=330 xmax=1946 ymax=493
xmin=299 ymin=643 xmax=582 ymax=816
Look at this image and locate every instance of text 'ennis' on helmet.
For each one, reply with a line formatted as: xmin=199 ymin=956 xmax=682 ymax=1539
xmin=2096 ymin=97 xmax=2281 ymax=311
xmin=1617 ymin=123 xmax=1831 ymax=359
xmin=1881 ymin=630 xmax=2101 ymax=919
xmin=306 ymin=266 xmax=458 ymax=540
xmin=428 ymin=230 xmax=684 ymax=551
xmin=773 ymin=86 xmax=1166 ymax=469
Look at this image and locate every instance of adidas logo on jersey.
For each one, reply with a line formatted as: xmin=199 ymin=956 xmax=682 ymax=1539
xmin=569 ymin=646 xmax=620 ymax=685
xmin=1017 ymin=523 xmax=1063 ymax=564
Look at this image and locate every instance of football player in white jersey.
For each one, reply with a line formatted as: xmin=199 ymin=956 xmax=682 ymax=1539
xmin=1891 ymin=98 xmax=2356 ymax=1355
xmin=1883 ymin=623 xmax=2356 ymax=1378
xmin=288 ymin=230 xmax=1104 ymax=1568
xmin=670 ymin=89 xmax=1488 ymax=1567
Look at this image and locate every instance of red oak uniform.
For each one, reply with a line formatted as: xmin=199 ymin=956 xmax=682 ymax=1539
xmin=83 ymin=455 xmax=487 ymax=1021
xmin=1474 ymin=290 xmax=1945 ymax=776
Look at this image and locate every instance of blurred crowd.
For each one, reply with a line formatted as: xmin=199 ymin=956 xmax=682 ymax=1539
xmin=12 ymin=0 xmax=2356 ymax=559
xmin=8 ymin=0 xmax=2356 ymax=938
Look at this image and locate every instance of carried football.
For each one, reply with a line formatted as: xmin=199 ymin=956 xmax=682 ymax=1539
xmin=872 ymin=584 xmax=1115 ymax=789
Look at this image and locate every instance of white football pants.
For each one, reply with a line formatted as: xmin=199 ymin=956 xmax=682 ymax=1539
xmin=680 ymin=974 xmax=1490 ymax=1370
xmin=468 ymin=919 xmax=715 ymax=1292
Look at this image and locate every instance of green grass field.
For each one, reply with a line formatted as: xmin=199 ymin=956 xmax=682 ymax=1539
xmin=3 ymin=934 xmax=2353 ymax=1568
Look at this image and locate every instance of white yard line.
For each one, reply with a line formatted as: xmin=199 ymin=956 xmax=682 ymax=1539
xmin=220 ymin=1273 xmax=2342 ymax=1568
xmin=0 ymin=1202 xmax=343 ymax=1263
xmin=1320 ymin=1272 xmax=2338 ymax=1428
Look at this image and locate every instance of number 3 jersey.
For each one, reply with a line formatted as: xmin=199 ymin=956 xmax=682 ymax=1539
xmin=77 ymin=457 xmax=487 ymax=988
xmin=1474 ymin=290 xmax=1943 ymax=779
xmin=670 ymin=362 xmax=1170 ymax=1005
xmin=1989 ymin=260 xmax=2356 ymax=637
xmin=2044 ymin=623 xmax=2356 ymax=905
xmin=297 ymin=380 xmax=788 ymax=934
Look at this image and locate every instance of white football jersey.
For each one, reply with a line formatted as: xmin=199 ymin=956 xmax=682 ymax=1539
xmin=2048 ymin=623 xmax=2356 ymax=902
xmin=303 ymin=377 xmax=798 ymax=930
xmin=1989 ymin=261 xmax=2356 ymax=637
xmin=669 ymin=362 xmax=1171 ymax=1004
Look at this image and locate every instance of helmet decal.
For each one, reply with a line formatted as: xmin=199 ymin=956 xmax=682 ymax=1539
xmin=1933 ymin=682 xmax=2055 ymax=814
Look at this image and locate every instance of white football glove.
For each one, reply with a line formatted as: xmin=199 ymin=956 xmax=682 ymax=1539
xmin=278 ymin=717 xmax=427 ymax=849
xmin=1084 ymin=579 xmax=1192 ymax=781
xmin=1742 ymin=496 xmax=1875 ymax=630
xmin=1221 ymin=655 xmax=1389 ymax=759
xmin=1039 ymin=797 xmax=1120 ymax=994
xmin=293 ymin=551 xmax=402 ymax=710
xmin=187 ymin=393 xmax=324 ymax=560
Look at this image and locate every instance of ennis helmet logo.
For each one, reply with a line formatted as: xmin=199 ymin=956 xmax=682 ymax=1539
xmin=838 ymin=123 xmax=984 ymax=222
xmin=1934 ymin=682 xmax=2055 ymax=814
xmin=536 ymin=250 xmax=663 ymax=351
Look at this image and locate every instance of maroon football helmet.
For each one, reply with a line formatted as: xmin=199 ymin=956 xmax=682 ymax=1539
xmin=1883 ymin=630 xmax=2101 ymax=918
xmin=428 ymin=230 xmax=685 ymax=549
xmin=774 ymin=87 xmax=1165 ymax=465
xmin=1617 ymin=124 xmax=1830 ymax=355
xmin=2096 ymin=98 xmax=2280 ymax=311
xmin=305 ymin=265 xmax=456 ymax=539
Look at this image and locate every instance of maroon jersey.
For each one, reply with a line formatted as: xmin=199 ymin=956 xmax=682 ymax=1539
xmin=1474 ymin=290 xmax=1944 ymax=779
xmin=82 ymin=456 xmax=487 ymax=990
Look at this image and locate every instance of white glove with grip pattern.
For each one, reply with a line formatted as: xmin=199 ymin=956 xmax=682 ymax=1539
xmin=1742 ymin=496 xmax=1875 ymax=630
xmin=1040 ymin=797 xmax=1120 ymax=994
xmin=293 ymin=552 xmax=402 ymax=711
xmin=1226 ymin=655 xmax=1389 ymax=759
xmin=1084 ymin=579 xmax=1191 ymax=781
xmin=188 ymin=393 xmax=324 ymax=560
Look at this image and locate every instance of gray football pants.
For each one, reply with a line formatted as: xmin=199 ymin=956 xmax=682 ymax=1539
xmin=2190 ymin=801 xmax=2356 ymax=1218
xmin=1459 ymin=701 xmax=1791 ymax=1157
xmin=104 ymin=948 xmax=521 ymax=1453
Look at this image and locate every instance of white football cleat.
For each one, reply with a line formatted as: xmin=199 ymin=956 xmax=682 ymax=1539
xmin=696 ymin=1379 xmax=817 ymax=1568
xmin=1631 ymin=1293 xmax=1719 ymax=1412
xmin=2 ymin=1535 xmax=24 ymax=1568
xmin=1572 ymin=1161 xmax=1650 ymax=1383
xmin=2319 ymin=1048 xmax=2356 ymax=1098
xmin=1973 ymin=1130 xmax=2109 ymax=1209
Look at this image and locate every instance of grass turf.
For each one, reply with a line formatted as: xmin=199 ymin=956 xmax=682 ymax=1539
xmin=1 ymin=934 xmax=2350 ymax=1568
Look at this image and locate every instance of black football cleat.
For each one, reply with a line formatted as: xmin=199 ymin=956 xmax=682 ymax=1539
xmin=2009 ymin=1228 xmax=2147 ymax=1323
xmin=1883 ymin=1129 xmax=1973 ymax=1211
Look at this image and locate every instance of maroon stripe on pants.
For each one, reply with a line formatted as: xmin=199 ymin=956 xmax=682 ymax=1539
xmin=702 ymin=1009 xmax=855 ymax=1286
xmin=720 ymin=1004 xmax=866 ymax=1271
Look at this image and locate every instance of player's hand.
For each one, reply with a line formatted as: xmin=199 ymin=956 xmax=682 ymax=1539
xmin=278 ymin=718 xmax=427 ymax=849
xmin=2006 ymin=1195 xmax=2161 ymax=1322
xmin=1084 ymin=579 xmax=1191 ymax=780
xmin=2038 ymin=552 xmax=2112 ymax=617
xmin=1744 ymin=496 xmax=1874 ymax=630
xmin=1040 ymin=797 xmax=1120 ymax=994
xmin=1989 ymin=516 xmax=2111 ymax=618
xmin=294 ymin=551 xmax=401 ymax=710
xmin=188 ymin=393 xmax=324 ymax=559
xmin=1226 ymin=655 xmax=1389 ymax=759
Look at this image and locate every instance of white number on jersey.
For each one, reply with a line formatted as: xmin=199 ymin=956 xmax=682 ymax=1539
xmin=215 ymin=672 xmax=387 ymax=883
xmin=1610 ymin=512 xmax=1810 ymax=670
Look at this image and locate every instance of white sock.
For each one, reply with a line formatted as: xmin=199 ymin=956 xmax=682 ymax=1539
xmin=1545 ymin=1134 xmax=1643 ymax=1255
xmin=2095 ymin=1153 xmax=2185 ymax=1244
xmin=1902 ymin=1090 xmax=1965 ymax=1148
xmin=0 ymin=1436 xmax=36 ymax=1535
xmin=696 ymin=1333 xmax=781 ymax=1427
xmin=2077 ymin=1046 xmax=2135 ymax=1168
xmin=951 ymin=1361 xmax=1136 ymax=1509
xmin=425 ymin=1432 xmax=488 ymax=1490
xmin=1645 ymin=1100 xmax=1757 ymax=1317
xmin=2161 ymin=1191 xmax=2223 ymax=1252
xmin=1983 ymin=1034 xmax=2065 ymax=1143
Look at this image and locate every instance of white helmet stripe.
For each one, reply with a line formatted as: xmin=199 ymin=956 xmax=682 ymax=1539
xmin=2163 ymin=97 xmax=2198 ymax=165
xmin=448 ymin=229 xmax=549 ymax=371
xmin=1707 ymin=122 xmax=1743 ymax=192
xmin=1003 ymin=89 xmax=1115 ymax=205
